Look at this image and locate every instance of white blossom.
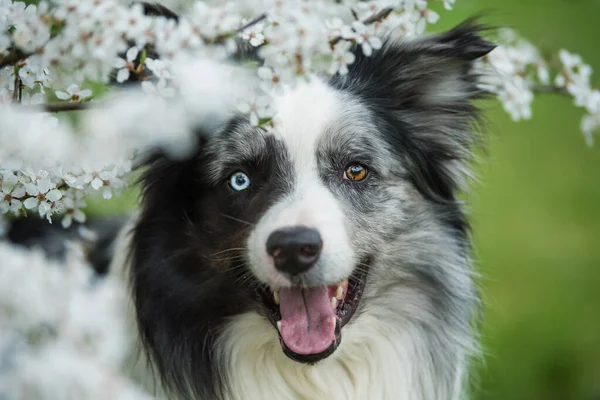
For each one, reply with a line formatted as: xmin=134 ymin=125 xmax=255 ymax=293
xmin=114 ymin=46 xmax=140 ymax=83
xmin=444 ymin=0 xmax=456 ymax=10
xmin=0 ymin=172 xmax=25 ymax=215
xmin=350 ymin=21 xmax=382 ymax=57
xmin=553 ymin=49 xmax=600 ymax=146
xmin=241 ymin=20 xmax=266 ymax=47
xmin=581 ymin=113 xmax=600 ymax=146
xmin=0 ymin=242 xmax=152 ymax=400
xmin=0 ymin=0 xmax=596 ymax=228
xmin=257 ymin=65 xmax=292 ymax=93
xmin=56 ymin=84 xmax=93 ymax=102
xmin=141 ymin=79 xmax=176 ymax=98
xmin=21 ymin=88 xmax=45 ymax=105
xmin=238 ymin=95 xmax=271 ymax=126
xmin=328 ymin=40 xmax=356 ymax=76
xmin=477 ymin=31 xmax=548 ymax=122
xmin=145 ymin=58 xmax=172 ymax=84
xmin=325 ymin=17 xmax=348 ymax=40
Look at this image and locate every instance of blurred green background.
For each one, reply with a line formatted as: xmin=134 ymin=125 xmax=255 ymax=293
xmin=434 ymin=1 xmax=600 ymax=399
xmin=84 ymin=1 xmax=600 ymax=399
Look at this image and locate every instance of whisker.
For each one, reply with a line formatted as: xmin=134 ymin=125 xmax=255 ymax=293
xmin=208 ymin=248 xmax=246 ymax=257
xmin=205 ymin=255 xmax=247 ymax=262
xmin=227 ymin=263 xmax=251 ymax=271
xmin=220 ymin=213 xmax=255 ymax=227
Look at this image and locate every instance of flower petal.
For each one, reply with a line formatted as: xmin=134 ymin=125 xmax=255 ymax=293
xmin=126 ymin=46 xmax=140 ymax=62
xmin=23 ymin=197 xmax=38 ymax=209
xmin=79 ymin=89 xmax=92 ymax=99
xmin=249 ymin=113 xmax=259 ymax=126
xmin=362 ymin=42 xmax=373 ymax=57
xmin=66 ymin=84 xmax=79 ymax=95
xmin=116 ymin=68 xmax=130 ymax=83
xmin=55 ymin=91 xmax=70 ymax=100
xmin=369 ymin=37 xmax=382 ymax=51
xmin=12 ymin=187 xmax=25 ymax=198
xmin=46 ymin=189 xmax=63 ymax=202
xmin=102 ymin=187 xmax=113 ymax=199
xmin=73 ymin=209 xmax=86 ymax=223
xmin=91 ymin=177 xmax=103 ymax=190
xmin=61 ymin=214 xmax=73 ymax=229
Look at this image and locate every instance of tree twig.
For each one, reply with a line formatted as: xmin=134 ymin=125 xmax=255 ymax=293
xmin=363 ymin=7 xmax=394 ymax=25
xmin=237 ymin=13 xmax=268 ymax=34
xmin=0 ymin=49 xmax=32 ymax=69
xmin=531 ymin=84 xmax=569 ymax=96
xmin=41 ymin=102 xmax=96 ymax=112
xmin=330 ymin=6 xmax=394 ymax=46
xmin=12 ymin=65 xmax=21 ymax=104
xmin=212 ymin=13 xmax=268 ymax=43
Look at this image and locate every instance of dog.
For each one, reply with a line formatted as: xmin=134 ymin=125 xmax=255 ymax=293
xmin=5 ymin=16 xmax=496 ymax=400
xmin=118 ymin=15 xmax=496 ymax=399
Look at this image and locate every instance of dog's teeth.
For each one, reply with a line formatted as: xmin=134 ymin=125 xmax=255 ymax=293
xmin=277 ymin=320 xmax=282 ymax=332
xmin=331 ymin=297 xmax=337 ymax=309
xmin=273 ymin=291 xmax=280 ymax=304
xmin=336 ymin=285 xmax=344 ymax=300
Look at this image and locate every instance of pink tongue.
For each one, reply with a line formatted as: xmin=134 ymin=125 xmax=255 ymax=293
xmin=278 ymin=286 xmax=336 ymax=355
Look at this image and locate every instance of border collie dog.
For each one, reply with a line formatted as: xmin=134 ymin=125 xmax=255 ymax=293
xmin=121 ymin=21 xmax=495 ymax=400
xmin=7 ymin=17 xmax=496 ymax=400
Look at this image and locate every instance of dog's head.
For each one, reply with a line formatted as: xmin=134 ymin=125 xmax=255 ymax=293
xmin=130 ymin=20 xmax=494 ymax=397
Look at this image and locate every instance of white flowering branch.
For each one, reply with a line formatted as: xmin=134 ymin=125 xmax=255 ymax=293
xmin=39 ymin=101 xmax=95 ymax=112
xmin=531 ymin=84 xmax=570 ymax=95
xmin=0 ymin=242 xmax=154 ymax=400
xmin=0 ymin=0 xmax=596 ymax=224
xmin=0 ymin=47 xmax=31 ymax=68
xmin=329 ymin=6 xmax=394 ymax=46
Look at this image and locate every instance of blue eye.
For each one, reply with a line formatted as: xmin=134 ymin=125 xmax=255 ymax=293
xmin=229 ymin=171 xmax=251 ymax=191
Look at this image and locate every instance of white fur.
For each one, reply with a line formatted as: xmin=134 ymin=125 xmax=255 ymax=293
xmin=216 ymin=308 xmax=464 ymax=400
xmin=246 ymin=78 xmax=356 ymax=288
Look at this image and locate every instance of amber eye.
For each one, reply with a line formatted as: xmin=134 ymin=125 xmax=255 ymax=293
xmin=344 ymin=164 xmax=368 ymax=182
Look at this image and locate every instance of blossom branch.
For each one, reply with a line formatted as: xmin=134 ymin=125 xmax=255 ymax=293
xmin=329 ymin=7 xmax=394 ymax=47
xmin=1 ymin=0 xmax=598 ymax=231
xmin=12 ymin=72 xmax=20 ymax=103
xmin=237 ymin=13 xmax=269 ymax=35
xmin=214 ymin=12 xmax=268 ymax=43
xmin=330 ymin=6 xmax=394 ymax=46
xmin=0 ymin=48 xmax=32 ymax=69
xmin=531 ymin=84 xmax=569 ymax=95
xmin=362 ymin=6 xmax=395 ymax=25
xmin=41 ymin=102 xmax=95 ymax=113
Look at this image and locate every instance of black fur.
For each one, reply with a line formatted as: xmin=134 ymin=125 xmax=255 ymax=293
xmin=130 ymin=125 xmax=294 ymax=398
xmin=4 ymin=217 xmax=126 ymax=275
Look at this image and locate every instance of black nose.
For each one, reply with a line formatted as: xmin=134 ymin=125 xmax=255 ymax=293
xmin=266 ymin=226 xmax=322 ymax=276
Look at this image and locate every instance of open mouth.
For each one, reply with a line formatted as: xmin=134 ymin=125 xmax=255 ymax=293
xmin=257 ymin=262 xmax=369 ymax=364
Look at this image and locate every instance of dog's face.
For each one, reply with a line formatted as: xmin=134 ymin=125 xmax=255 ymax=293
xmin=130 ymin=22 xmax=494 ymax=397
xmin=205 ymin=83 xmax=395 ymax=362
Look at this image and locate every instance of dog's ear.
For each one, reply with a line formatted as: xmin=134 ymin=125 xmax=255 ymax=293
xmin=331 ymin=19 xmax=495 ymax=111
xmin=330 ymin=19 xmax=496 ymax=203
